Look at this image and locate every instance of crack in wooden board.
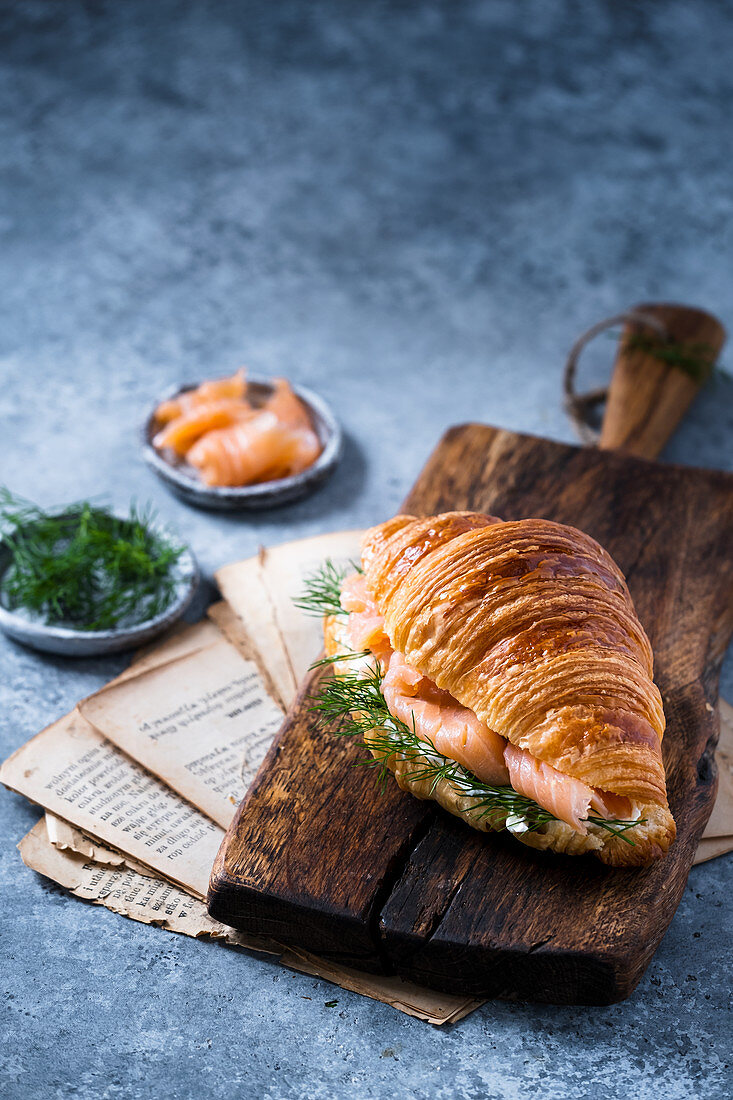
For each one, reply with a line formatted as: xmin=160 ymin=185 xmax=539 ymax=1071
xmin=208 ymin=424 xmax=733 ymax=1004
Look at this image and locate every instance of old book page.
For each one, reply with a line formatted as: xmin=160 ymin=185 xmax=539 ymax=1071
xmin=79 ymin=639 xmax=284 ymax=829
xmin=701 ymin=698 xmax=733 ymax=839
xmin=207 ymin=600 xmax=284 ymax=710
xmin=253 ymin=529 xmax=364 ymax=691
xmin=694 ymin=834 xmax=733 ymax=863
xmin=0 ymin=709 xmax=223 ymax=899
xmin=215 ymin=551 xmax=293 ymax=708
xmin=216 ymin=529 xmax=364 ymax=707
xmin=130 ymin=619 xmax=223 ymax=674
xmin=45 ymin=811 xmax=153 ymax=874
xmin=19 ymin=818 xmax=276 ymax=951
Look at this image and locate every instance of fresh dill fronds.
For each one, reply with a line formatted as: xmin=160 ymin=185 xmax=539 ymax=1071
xmin=310 ymin=654 xmax=643 ymax=844
xmin=294 ymin=559 xmax=361 ymax=618
xmin=0 ymin=489 xmax=184 ymax=631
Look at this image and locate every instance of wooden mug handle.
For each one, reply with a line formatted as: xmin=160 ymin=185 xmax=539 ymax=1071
xmin=565 ymin=304 xmax=726 ymax=460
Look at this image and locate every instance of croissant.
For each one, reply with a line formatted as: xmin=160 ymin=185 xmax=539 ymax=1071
xmin=322 ymin=511 xmax=676 ymax=866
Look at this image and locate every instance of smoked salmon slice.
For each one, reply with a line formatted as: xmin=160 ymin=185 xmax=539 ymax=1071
xmin=341 ymin=573 xmax=394 ymax=662
xmin=382 ymin=650 xmax=512 ymax=786
xmin=187 ymin=411 xmax=321 ymax=487
xmin=504 ymin=743 xmax=631 ymax=833
xmin=341 ymin=573 xmax=510 ymax=785
xmin=264 ymin=378 xmax=314 ymax=431
xmin=155 ymin=369 xmax=247 ymax=424
xmin=153 ymin=399 xmax=256 ymax=455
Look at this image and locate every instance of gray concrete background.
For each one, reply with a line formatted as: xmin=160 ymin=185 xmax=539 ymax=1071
xmin=1 ymin=1 xmax=732 ymax=1097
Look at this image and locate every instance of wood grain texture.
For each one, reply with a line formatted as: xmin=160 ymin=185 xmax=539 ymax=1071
xmin=208 ymin=424 xmax=733 ymax=1003
xmin=598 ymin=303 xmax=726 ymax=459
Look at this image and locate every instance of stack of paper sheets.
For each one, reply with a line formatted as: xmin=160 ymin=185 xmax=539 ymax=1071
xmin=2 ymin=531 xmax=733 ymax=1024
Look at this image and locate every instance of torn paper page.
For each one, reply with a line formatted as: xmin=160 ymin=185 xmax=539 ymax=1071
xmin=19 ymin=818 xmax=277 ymax=952
xmin=253 ymin=530 xmax=364 ymax=691
xmin=45 ymin=811 xmax=152 ymax=873
xmin=44 ymin=811 xmax=180 ymax=881
xmin=215 ymin=551 xmax=293 ymax=708
xmin=216 ymin=530 xmax=365 ymax=708
xmin=79 ymin=639 xmax=283 ymax=828
xmin=701 ymin=755 xmax=733 ymax=840
xmin=1 ymin=709 xmax=223 ymax=899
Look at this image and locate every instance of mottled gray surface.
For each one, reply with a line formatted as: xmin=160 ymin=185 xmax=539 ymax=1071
xmin=1 ymin=1 xmax=732 ymax=1097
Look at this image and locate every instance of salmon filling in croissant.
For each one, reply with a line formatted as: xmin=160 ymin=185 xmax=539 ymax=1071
xmin=340 ymin=571 xmax=633 ymax=833
xmin=320 ymin=512 xmax=676 ymax=867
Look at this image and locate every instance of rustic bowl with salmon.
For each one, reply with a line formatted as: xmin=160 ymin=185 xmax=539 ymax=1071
xmin=143 ymin=369 xmax=342 ymax=510
xmin=302 ymin=511 xmax=676 ymax=866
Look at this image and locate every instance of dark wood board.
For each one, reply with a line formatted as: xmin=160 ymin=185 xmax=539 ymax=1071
xmin=208 ymin=424 xmax=733 ymax=1003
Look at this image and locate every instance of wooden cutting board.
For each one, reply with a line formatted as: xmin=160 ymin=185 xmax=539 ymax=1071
xmin=208 ymin=424 xmax=733 ymax=1004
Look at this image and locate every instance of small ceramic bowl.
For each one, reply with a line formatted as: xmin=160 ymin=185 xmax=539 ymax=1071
xmin=142 ymin=377 xmax=342 ymax=510
xmin=0 ymin=532 xmax=199 ymax=658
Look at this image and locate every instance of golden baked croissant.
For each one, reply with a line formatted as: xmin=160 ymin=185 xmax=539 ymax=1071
xmin=320 ymin=511 xmax=675 ymax=866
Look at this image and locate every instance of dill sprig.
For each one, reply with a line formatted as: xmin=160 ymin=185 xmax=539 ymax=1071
xmin=0 ymin=489 xmax=184 ymax=631
xmin=310 ymin=649 xmax=371 ymax=668
xmin=294 ymin=559 xmax=361 ymax=618
xmin=310 ymin=655 xmax=642 ymax=844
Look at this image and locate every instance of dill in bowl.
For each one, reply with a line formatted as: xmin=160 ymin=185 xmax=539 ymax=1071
xmin=0 ymin=490 xmax=184 ymax=631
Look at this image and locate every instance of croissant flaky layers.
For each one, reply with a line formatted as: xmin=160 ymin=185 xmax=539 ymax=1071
xmin=323 ymin=511 xmax=676 ymax=866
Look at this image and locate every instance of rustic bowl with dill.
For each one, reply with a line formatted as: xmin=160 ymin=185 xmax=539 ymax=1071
xmin=0 ymin=491 xmax=198 ymax=656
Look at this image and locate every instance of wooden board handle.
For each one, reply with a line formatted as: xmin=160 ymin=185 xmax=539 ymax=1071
xmin=566 ymin=304 xmax=726 ymax=460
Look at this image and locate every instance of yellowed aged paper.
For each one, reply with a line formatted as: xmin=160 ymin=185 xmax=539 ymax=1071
xmin=701 ymin=756 xmax=733 ymax=840
xmin=79 ymin=639 xmax=283 ymax=829
xmin=44 ymin=811 xmax=184 ymax=882
xmin=45 ymin=811 xmax=152 ymax=873
xmin=0 ymin=710 xmax=223 ymax=899
xmin=216 ymin=551 xmax=293 ymax=707
xmin=208 ymin=600 xmax=284 ymax=710
xmin=690 ymin=698 xmax=733 ymax=864
xmin=719 ymin=696 xmax=733 ymax=758
xmin=19 ymin=818 xmax=277 ymax=952
xmin=254 ymin=529 xmax=364 ymax=692
xmin=694 ymin=835 xmax=733 ymax=864
xmin=216 ymin=529 xmax=365 ymax=708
